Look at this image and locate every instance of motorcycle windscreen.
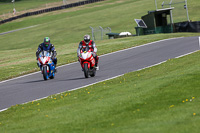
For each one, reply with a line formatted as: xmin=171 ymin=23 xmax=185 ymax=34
xmin=38 ymin=51 xmax=51 ymax=64
xmin=81 ymin=52 xmax=92 ymax=60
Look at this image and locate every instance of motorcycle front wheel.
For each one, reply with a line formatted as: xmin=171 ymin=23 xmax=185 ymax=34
xmin=43 ymin=66 xmax=49 ymax=80
xmin=84 ymin=63 xmax=89 ymax=78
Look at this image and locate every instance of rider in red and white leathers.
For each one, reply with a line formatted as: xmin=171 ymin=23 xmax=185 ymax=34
xmin=77 ymin=35 xmax=99 ymax=67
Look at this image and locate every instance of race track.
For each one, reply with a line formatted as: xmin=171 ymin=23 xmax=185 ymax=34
xmin=0 ymin=36 xmax=199 ymax=111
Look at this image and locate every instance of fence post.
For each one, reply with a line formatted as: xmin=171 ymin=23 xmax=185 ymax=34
xmin=99 ymin=26 xmax=103 ymax=40
xmin=169 ymin=0 xmax=174 ymax=24
xmin=155 ymin=0 xmax=157 ymax=10
xmin=162 ymin=1 xmax=164 ymax=8
xmin=107 ymin=27 xmax=111 ymax=33
xmin=3 ymin=13 xmax=5 ymax=20
xmin=63 ymin=0 xmax=67 ymax=5
xmin=90 ymin=26 xmax=95 ymax=41
xmin=185 ymin=0 xmax=190 ymax=21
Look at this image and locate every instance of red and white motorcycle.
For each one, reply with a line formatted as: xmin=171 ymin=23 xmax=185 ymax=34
xmin=78 ymin=47 xmax=97 ymax=78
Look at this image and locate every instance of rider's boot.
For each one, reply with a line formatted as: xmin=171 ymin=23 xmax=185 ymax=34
xmin=54 ymin=64 xmax=57 ymax=73
xmin=95 ymin=62 xmax=98 ymax=67
xmin=37 ymin=63 xmax=42 ymax=74
xmin=37 ymin=62 xmax=39 ymax=67
xmin=52 ymin=58 xmax=57 ymax=73
xmin=95 ymin=58 xmax=99 ymax=70
xmin=40 ymin=66 xmax=42 ymax=74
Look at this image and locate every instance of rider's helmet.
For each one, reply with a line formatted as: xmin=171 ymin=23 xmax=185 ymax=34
xmin=84 ymin=35 xmax=90 ymax=44
xmin=44 ymin=37 xmax=50 ymax=47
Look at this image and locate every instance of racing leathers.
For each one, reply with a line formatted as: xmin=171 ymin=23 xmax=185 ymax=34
xmin=77 ymin=40 xmax=99 ymax=67
xmin=36 ymin=43 xmax=57 ymax=68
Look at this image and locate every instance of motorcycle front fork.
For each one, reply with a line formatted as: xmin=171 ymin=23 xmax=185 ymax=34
xmin=39 ymin=65 xmax=49 ymax=74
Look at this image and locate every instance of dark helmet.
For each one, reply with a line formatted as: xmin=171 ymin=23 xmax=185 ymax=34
xmin=84 ymin=35 xmax=90 ymax=44
xmin=44 ymin=37 xmax=50 ymax=47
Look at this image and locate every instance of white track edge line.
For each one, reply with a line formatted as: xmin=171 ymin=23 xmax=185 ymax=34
xmin=0 ymin=62 xmax=78 ymax=84
xmin=0 ymin=108 xmax=8 ymax=112
xmin=100 ymin=37 xmax=184 ymax=57
xmin=175 ymin=50 xmax=199 ymax=58
xmin=0 ymin=25 xmax=38 ymax=35
xmin=0 ymin=74 xmax=124 ymax=112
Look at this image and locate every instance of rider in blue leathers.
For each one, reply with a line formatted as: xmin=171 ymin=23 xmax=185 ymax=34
xmin=36 ymin=37 xmax=57 ymax=71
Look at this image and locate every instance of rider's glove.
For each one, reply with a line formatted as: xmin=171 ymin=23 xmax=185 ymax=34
xmin=52 ymin=56 xmax=55 ymax=61
xmin=36 ymin=50 xmax=40 ymax=57
xmin=52 ymin=51 xmax=57 ymax=57
xmin=92 ymin=52 xmax=97 ymax=57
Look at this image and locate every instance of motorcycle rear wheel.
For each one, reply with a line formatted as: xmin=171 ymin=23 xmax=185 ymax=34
xmin=84 ymin=63 xmax=89 ymax=78
xmin=49 ymin=73 xmax=55 ymax=79
xmin=90 ymin=68 xmax=96 ymax=77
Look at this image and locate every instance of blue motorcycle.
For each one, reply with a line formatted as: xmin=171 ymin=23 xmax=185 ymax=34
xmin=37 ymin=51 xmax=56 ymax=80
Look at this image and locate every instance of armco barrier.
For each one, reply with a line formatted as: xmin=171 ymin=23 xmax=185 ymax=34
xmin=174 ymin=21 xmax=200 ymax=32
xmin=0 ymin=0 xmax=104 ymax=25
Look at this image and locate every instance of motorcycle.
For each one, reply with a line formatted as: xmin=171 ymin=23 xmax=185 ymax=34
xmin=37 ymin=51 xmax=56 ymax=80
xmin=78 ymin=46 xmax=97 ymax=78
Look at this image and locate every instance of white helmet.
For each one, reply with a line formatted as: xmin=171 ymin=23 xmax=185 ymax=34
xmin=84 ymin=35 xmax=90 ymax=44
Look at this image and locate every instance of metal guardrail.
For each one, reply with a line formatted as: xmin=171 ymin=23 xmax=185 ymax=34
xmin=0 ymin=0 xmax=105 ymax=25
xmin=174 ymin=21 xmax=200 ymax=32
xmin=90 ymin=26 xmax=111 ymax=40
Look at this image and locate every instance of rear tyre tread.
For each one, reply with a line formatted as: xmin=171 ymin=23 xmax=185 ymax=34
xmin=90 ymin=68 xmax=96 ymax=77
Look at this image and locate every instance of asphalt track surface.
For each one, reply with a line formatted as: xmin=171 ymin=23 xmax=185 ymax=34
xmin=0 ymin=36 xmax=199 ymax=111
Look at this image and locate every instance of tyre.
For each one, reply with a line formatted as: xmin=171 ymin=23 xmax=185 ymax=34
xmin=90 ymin=68 xmax=96 ymax=77
xmin=84 ymin=63 xmax=89 ymax=78
xmin=49 ymin=72 xmax=55 ymax=79
xmin=43 ymin=66 xmax=49 ymax=80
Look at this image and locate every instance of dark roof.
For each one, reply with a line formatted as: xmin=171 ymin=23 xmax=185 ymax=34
xmin=148 ymin=7 xmax=174 ymax=14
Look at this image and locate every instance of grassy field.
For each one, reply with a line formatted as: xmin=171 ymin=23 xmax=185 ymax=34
xmin=0 ymin=47 xmax=200 ymax=133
